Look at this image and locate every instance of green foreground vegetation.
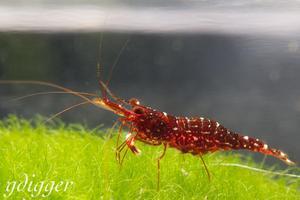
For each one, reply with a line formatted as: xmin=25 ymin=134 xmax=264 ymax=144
xmin=0 ymin=116 xmax=299 ymax=200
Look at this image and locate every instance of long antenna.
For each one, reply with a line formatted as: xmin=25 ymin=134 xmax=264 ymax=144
xmin=99 ymin=81 xmax=128 ymax=105
xmin=106 ymin=38 xmax=130 ymax=87
xmin=0 ymin=80 xmax=97 ymax=107
xmin=97 ymin=31 xmax=107 ymax=99
xmin=8 ymin=91 xmax=97 ymax=102
xmin=44 ymin=100 xmax=90 ymax=123
xmin=96 ymin=33 xmax=129 ymax=105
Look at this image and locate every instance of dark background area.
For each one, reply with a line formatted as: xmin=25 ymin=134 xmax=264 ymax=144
xmin=0 ymin=32 xmax=299 ymax=164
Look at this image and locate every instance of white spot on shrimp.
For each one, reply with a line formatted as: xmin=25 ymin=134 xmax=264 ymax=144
xmin=254 ymin=143 xmax=259 ymax=147
xmin=280 ymin=152 xmax=286 ymax=157
xmin=173 ymin=127 xmax=178 ymax=131
xmin=286 ymin=159 xmax=294 ymax=165
xmin=126 ymin=133 xmax=132 ymax=139
xmin=163 ymin=112 xmax=168 ymax=116
xmin=193 ymin=136 xmax=198 ymax=141
xmin=243 ymin=144 xmax=247 ymax=148
xmin=186 ymin=130 xmax=191 ymax=133
xmin=216 ymin=122 xmax=220 ymax=127
xmin=243 ymin=136 xmax=249 ymax=140
xmin=263 ymin=144 xmax=268 ymax=150
xmin=225 ymin=142 xmax=232 ymax=147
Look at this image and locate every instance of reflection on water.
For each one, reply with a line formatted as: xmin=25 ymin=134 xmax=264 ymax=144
xmin=0 ymin=2 xmax=300 ymax=35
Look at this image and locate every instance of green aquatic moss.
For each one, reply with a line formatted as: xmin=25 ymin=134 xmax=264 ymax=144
xmin=0 ymin=116 xmax=299 ymax=199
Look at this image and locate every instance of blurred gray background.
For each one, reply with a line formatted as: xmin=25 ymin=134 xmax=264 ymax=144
xmin=0 ymin=1 xmax=299 ymax=164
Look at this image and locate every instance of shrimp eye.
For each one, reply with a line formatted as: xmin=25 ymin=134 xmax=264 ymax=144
xmin=129 ymin=98 xmax=140 ymax=106
xmin=133 ymin=107 xmax=144 ymax=114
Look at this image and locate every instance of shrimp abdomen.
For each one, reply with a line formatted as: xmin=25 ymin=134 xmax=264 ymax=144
xmin=167 ymin=116 xmax=295 ymax=165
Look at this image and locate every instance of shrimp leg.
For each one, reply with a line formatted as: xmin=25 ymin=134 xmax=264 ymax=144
xmin=199 ymin=154 xmax=211 ymax=181
xmin=157 ymin=143 xmax=167 ymax=191
xmin=116 ymin=132 xmax=140 ymax=166
xmin=125 ymin=133 xmax=141 ymax=155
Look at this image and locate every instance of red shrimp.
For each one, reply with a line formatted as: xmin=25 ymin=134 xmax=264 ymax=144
xmin=92 ymin=82 xmax=295 ymax=190
xmin=93 ymin=91 xmax=295 ymax=162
